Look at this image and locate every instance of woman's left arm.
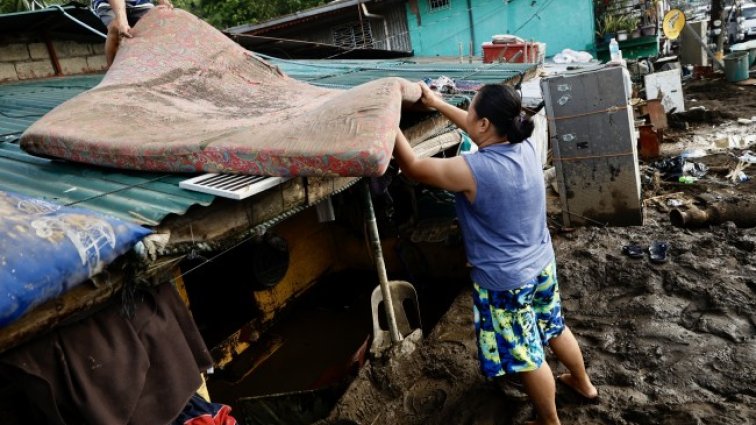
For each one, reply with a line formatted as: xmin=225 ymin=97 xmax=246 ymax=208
xmin=392 ymin=130 xmax=476 ymax=197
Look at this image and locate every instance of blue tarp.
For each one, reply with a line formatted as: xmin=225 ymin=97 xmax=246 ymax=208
xmin=0 ymin=191 xmax=151 ymax=327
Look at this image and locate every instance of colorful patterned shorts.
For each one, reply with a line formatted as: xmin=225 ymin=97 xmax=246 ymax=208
xmin=473 ymin=260 xmax=565 ymax=377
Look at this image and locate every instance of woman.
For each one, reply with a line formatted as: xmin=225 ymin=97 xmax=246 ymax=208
xmin=392 ymin=82 xmax=597 ymax=425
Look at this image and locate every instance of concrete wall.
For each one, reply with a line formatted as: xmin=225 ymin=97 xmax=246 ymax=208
xmin=506 ymin=0 xmax=595 ymax=55
xmin=405 ymin=0 xmax=492 ymax=57
xmin=0 ymin=35 xmax=107 ymax=83
xmin=405 ymin=0 xmax=596 ymax=57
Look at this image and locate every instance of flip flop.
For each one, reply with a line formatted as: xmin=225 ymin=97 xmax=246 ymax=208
xmin=556 ymin=374 xmax=600 ymax=405
xmin=621 ymin=244 xmax=644 ymax=259
xmin=648 ymin=241 xmax=670 ymax=264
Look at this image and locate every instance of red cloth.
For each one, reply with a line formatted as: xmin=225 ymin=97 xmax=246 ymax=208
xmin=175 ymin=394 xmax=237 ymax=425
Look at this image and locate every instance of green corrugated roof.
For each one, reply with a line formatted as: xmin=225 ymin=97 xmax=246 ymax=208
xmin=0 ymin=59 xmax=535 ymax=225
xmin=0 ymin=142 xmax=214 ymax=226
xmin=269 ymin=58 xmax=535 ymax=89
xmin=0 ymin=75 xmax=214 ymax=226
xmin=0 ymin=75 xmax=104 ymax=139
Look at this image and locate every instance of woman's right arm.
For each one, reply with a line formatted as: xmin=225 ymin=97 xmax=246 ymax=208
xmin=419 ymin=82 xmax=469 ymax=133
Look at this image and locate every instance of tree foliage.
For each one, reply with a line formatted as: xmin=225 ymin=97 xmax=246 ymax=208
xmin=0 ymin=0 xmax=326 ymax=30
xmin=0 ymin=0 xmax=61 ymax=14
xmin=173 ymin=0 xmax=327 ymax=29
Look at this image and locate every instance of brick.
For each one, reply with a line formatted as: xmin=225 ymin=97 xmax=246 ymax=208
xmin=86 ymin=55 xmax=108 ymax=71
xmin=91 ymin=43 xmax=105 ymax=55
xmin=0 ymin=43 xmax=30 ymax=61
xmin=52 ymin=40 xmax=92 ymax=57
xmin=59 ymin=57 xmax=88 ymax=75
xmin=28 ymin=43 xmax=49 ymax=60
xmin=0 ymin=63 xmax=18 ymax=82
xmin=15 ymin=60 xmax=54 ymax=80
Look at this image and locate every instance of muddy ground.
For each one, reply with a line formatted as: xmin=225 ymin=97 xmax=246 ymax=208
xmin=316 ymin=77 xmax=756 ymax=424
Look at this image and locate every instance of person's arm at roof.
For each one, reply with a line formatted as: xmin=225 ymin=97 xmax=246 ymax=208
xmin=392 ymin=129 xmax=475 ymax=198
xmin=419 ymin=81 xmax=470 ymax=134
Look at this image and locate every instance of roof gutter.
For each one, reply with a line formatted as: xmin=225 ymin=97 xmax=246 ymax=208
xmin=360 ymin=2 xmax=391 ymax=50
xmin=48 ymin=5 xmax=107 ymax=39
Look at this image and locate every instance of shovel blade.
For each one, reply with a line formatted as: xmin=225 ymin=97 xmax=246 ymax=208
xmin=370 ymin=280 xmax=421 ymax=354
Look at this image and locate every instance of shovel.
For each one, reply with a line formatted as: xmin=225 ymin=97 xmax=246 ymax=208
xmin=360 ymin=183 xmax=421 ymax=355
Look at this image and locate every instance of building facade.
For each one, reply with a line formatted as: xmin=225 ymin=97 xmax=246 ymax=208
xmin=404 ymin=0 xmax=596 ymax=57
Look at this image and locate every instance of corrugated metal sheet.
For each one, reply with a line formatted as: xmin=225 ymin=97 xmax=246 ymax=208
xmin=381 ymin=4 xmax=412 ymax=52
xmin=226 ymin=0 xmax=369 ymax=34
xmin=0 ymin=142 xmax=214 ymax=225
xmin=0 ymin=59 xmax=534 ymax=224
xmin=0 ymin=76 xmax=104 ymax=139
xmin=269 ymin=57 xmax=535 ymax=89
xmin=0 ymin=75 xmax=214 ymax=226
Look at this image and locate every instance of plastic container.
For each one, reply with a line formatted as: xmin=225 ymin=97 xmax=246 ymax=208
xmin=730 ymin=40 xmax=756 ymax=67
xmin=482 ymin=42 xmax=541 ymax=64
xmin=723 ymin=51 xmax=750 ymax=82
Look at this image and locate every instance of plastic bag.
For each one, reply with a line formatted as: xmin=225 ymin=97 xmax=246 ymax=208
xmin=0 ymin=191 xmax=152 ymax=327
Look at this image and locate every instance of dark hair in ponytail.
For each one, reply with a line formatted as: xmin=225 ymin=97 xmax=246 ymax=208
xmin=472 ymin=84 xmax=535 ymax=144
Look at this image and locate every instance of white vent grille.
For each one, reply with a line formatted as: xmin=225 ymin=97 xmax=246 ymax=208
xmin=179 ymin=173 xmax=290 ymax=200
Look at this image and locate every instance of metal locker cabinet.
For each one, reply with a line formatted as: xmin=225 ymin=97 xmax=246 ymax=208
xmin=541 ymin=66 xmax=643 ymax=227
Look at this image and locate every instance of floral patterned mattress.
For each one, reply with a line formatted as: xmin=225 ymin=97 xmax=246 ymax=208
xmin=20 ymin=9 xmax=421 ymax=177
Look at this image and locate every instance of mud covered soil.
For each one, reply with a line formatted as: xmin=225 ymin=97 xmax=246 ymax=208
xmin=319 ymin=222 xmax=755 ymax=425
xmin=318 ymin=76 xmax=756 ymax=425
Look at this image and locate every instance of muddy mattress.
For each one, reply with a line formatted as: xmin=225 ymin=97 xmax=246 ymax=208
xmin=20 ymin=9 xmax=421 ymax=177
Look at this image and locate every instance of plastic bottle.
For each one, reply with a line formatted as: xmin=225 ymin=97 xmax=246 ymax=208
xmin=678 ymin=176 xmax=698 ymax=184
xmin=609 ymin=38 xmax=621 ymax=63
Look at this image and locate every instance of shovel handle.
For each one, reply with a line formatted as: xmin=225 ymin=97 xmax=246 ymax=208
xmin=361 ymin=182 xmax=403 ymax=344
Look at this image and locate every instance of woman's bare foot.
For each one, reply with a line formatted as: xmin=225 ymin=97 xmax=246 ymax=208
xmin=557 ymin=373 xmax=598 ymax=400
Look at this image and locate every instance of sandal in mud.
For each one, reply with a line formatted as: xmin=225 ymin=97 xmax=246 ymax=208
xmin=648 ymin=241 xmax=670 ymax=264
xmin=621 ymin=244 xmax=644 ymax=259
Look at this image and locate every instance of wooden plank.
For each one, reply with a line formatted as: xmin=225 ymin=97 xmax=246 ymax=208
xmin=646 ymin=98 xmax=668 ymax=129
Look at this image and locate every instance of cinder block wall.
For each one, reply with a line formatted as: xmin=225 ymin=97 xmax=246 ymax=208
xmin=0 ymin=35 xmax=106 ymax=82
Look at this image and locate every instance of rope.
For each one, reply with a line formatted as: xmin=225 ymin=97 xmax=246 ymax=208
xmin=156 ymin=176 xmax=361 ymax=259
xmin=63 ymin=174 xmax=172 ymax=207
xmin=163 ymin=177 xmax=362 ymax=282
xmin=546 ymin=105 xmax=629 ymax=121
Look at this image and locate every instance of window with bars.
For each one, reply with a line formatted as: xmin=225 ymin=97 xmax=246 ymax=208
xmin=428 ymin=0 xmax=450 ymax=12
xmin=331 ymin=21 xmax=374 ymax=49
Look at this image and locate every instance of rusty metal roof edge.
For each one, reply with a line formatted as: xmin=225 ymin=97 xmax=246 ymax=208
xmin=225 ymin=0 xmax=371 ymax=34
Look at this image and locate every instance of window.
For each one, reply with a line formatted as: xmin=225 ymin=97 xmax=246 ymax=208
xmin=429 ymin=0 xmax=450 ymax=12
xmin=331 ymin=21 xmax=374 ymax=49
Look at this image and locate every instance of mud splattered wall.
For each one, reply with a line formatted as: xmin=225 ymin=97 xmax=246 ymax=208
xmin=0 ymin=35 xmax=107 ymax=82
